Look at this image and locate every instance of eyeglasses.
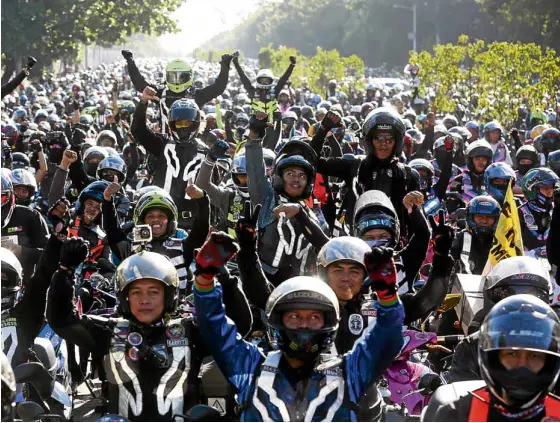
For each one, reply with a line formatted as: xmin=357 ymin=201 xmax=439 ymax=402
xmin=373 ymin=135 xmax=395 ymax=143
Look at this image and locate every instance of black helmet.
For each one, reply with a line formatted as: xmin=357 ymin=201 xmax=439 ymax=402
xmin=353 ymin=190 xmax=400 ymax=247
xmin=115 ymin=251 xmax=179 ymax=318
xmin=1 ymin=247 xmax=23 ymax=313
xmin=465 ymin=139 xmax=493 ymax=173
xmin=272 ymin=154 xmax=316 ymax=199
xmin=515 ymin=145 xmax=539 ymax=177
xmin=1 ymin=175 xmax=16 ymax=229
xmin=316 ymin=236 xmax=370 ymax=282
xmin=482 ymin=256 xmax=551 ymax=312
xmin=479 ymin=295 xmax=560 ymax=408
xmin=11 ymin=152 xmax=30 ymax=170
xmin=265 ymin=276 xmax=339 ymax=361
xmin=361 ymin=107 xmax=406 ymax=157
xmin=548 ymin=150 xmax=560 ymax=177
xmin=169 ymin=99 xmax=200 ymax=142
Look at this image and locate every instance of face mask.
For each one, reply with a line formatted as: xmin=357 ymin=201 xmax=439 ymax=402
xmin=175 ymin=126 xmax=197 ymax=142
xmin=496 ymin=366 xmax=547 ymax=405
xmin=365 ymin=238 xmax=393 ymax=249
xmin=15 ymin=195 xmax=31 ymax=207
xmin=85 ymin=161 xmax=99 ymax=177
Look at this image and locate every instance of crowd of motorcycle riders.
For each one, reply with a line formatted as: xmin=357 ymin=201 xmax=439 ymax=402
xmin=1 ymin=46 xmax=560 ymax=422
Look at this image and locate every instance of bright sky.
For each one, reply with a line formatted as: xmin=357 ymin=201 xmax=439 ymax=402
xmin=158 ymin=0 xmax=261 ymax=55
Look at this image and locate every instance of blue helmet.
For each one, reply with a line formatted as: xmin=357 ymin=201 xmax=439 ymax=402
xmin=19 ymin=94 xmax=28 ymax=106
xmin=76 ymin=181 xmax=109 ymax=219
xmin=466 ymin=195 xmax=501 ymax=239
xmin=11 ymin=108 xmax=27 ymax=121
xmin=96 ymin=156 xmax=127 ymax=184
xmin=548 ymin=150 xmax=560 ymax=178
xmin=484 ymin=162 xmax=516 ymax=202
xmin=231 ymin=151 xmax=248 ymax=192
xmin=169 ymin=99 xmax=200 ymax=141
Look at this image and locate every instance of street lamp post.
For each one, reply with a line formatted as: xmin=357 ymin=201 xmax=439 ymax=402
xmin=393 ymin=3 xmax=417 ymax=52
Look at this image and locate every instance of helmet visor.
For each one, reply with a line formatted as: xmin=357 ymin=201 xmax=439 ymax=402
xmin=488 ymin=284 xmax=550 ymax=305
xmin=166 ymin=71 xmax=192 ymax=85
xmin=257 ymin=76 xmax=273 ymax=86
xmin=174 ymin=120 xmax=196 ymax=129
xmin=480 ymin=305 xmax=560 ymax=355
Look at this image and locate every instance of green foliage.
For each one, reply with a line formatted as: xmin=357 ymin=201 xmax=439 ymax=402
xmin=255 ymin=44 xmax=366 ymax=95
xmin=1 ymin=0 xmax=184 ymax=80
xmin=409 ymin=36 xmax=560 ymax=125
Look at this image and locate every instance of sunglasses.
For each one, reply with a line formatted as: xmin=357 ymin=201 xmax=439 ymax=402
xmin=373 ymin=135 xmax=395 ymax=143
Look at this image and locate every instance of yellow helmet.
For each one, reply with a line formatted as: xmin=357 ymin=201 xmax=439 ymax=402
xmin=530 ymin=124 xmax=550 ymax=140
xmin=165 ymin=59 xmax=193 ymax=93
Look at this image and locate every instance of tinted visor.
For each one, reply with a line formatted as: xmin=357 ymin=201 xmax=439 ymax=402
xmin=257 ymin=76 xmax=273 ymax=86
xmin=488 ymin=284 xmax=549 ymax=305
xmin=166 ymin=71 xmax=192 ymax=85
xmin=174 ymin=120 xmax=196 ymax=129
xmin=170 ymin=106 xmax=198 ymax=123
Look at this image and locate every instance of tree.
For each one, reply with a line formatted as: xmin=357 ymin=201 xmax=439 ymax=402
xmin=409 ymin=36 xmax=560 ymax=126
xmin=1 ymin=0 xmax=184 ymax=84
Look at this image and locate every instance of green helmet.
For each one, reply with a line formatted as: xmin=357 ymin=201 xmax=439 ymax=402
xmin=133 ymin=191 xmax=178 ymax=236
xmin=166 ymin=59 xmax=193 ymax=93
xmin=115 ymin=251 xmax=179 ymax=317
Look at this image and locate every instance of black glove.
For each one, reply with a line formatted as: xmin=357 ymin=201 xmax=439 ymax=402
xmin=60 ymin=237 xmax=89 ymax=270
xmin=235 ymin=201 xmax=261 ymax=249
xmin=223 ymin=110 xmax=234 ymax=122
xmin=221 ymin=54 xmax=233 ymax=66
xmin=208 ymin=139 xmax=229 ymax=161
xmin=48 ymin=198 xmax=72 ymax=237
xmin=289 ymin=55 xmax=297 ymax=65
xmin=249 ymin=113 xmax=268 ymax=138
xmin=26 ymin=56 xmax=37 ymax=69
xmin=72 ymin=100 xmax=80 ymax=111
xmin=320 ymin=110 xmax=343 ymax=132
xmin=121 ymin=49 xmax=133 ymax=61
xmin=232 ymin=51 xmax=240 ymax=62
xmin=429 ymin=210 xmax=455 ymax=256
xmin=71 ymin=128 xmax=87 ymax=147
xmin=30 ymin=138 xmax=43 ymax=153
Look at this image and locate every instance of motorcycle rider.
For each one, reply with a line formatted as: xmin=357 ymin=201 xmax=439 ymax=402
xmin=193 ymin=231 xmax=405 ymax=421
xmin=518 ymin=168 xmax=558 ymax=256
xmin=0 ymin=174 xmax=49 ymax=283
xmin=484 ymin=162 xmax=517 ymax=206
xmin=311 ymin=108 xmax=419 ymax=235
xmin=131 ymin=88 xmax=208 ymax=229
xmin=122 ymin=50 xmax=233 ymax=110
xmin=1 ymin=199 xmax=64 ymax=369
xmin=232 ymin=55 xmax=296 ymax=122
xmin=450 ymin=195 xmax=501 ymax=274
xmin=515 ymin=145 xmax=540 ymax=178
xmin=46 ymin=243 xmax=248 ymax=421
xmin=103 ymin=183 xmax=209 ymax=291
xmin=447 ymin=255 xmax=552 ymax=384
xmin=8 ymin=168 xmax=37 ymax=206
xmin=484 ymin=120 xmax=513 ymax=165
xmin=449 ymin=139 xmax=494 ymax=205
xmin=245 ymin=114 xmax=329 ymax=285
xmin=428 ymin=294 xmax=560 ymax=421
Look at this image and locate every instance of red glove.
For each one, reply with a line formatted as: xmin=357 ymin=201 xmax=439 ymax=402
xmin=364 ymin=247 xmax=398 ymax=307
xmin=195 ymin=232 xmax=239 ymax=279
xmin=444 ymin=135 xmax=454 ymax=152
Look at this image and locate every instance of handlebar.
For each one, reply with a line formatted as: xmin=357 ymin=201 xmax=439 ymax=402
xmin=437 ymin=335 xmax=465 ymax=344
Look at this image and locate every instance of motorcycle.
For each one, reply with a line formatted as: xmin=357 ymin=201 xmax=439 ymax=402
xmin=14 ymin=337 xmax=73 ymax=421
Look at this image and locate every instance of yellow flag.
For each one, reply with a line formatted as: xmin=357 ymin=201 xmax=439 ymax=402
xmin=482 ymin=180 xmax=524 ymax=275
